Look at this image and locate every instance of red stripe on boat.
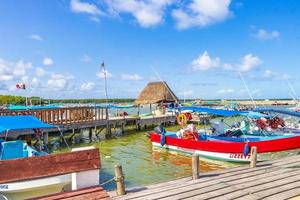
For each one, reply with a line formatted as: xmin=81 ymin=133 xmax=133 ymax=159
xmin=150 ymin=133 xmax=300 ymax=153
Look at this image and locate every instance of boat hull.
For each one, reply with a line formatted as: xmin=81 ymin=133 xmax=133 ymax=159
xmin=150 ymin=133 xmax=300 ymax=162
xmin=152 ymin=142 xmax=251 ymax=162
xmin=0 ymin=174 xmax=71 ymax=200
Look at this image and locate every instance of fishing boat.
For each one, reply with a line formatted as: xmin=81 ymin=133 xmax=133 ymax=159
xmin=149 ymin=106 xmax=300 ymax=162
xmin=0 ymin=116 xmax=71 ymax=199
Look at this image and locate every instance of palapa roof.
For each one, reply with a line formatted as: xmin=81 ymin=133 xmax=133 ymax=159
xmin=135 ymin=81 xmax=179 ymax=105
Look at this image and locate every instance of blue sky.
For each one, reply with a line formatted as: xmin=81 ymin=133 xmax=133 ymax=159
xmin=0 ymin=0 xmax=299 ymax=100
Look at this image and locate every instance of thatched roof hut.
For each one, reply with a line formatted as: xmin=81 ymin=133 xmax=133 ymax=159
xmin=135 ymin=81 xmax=179 ymax=105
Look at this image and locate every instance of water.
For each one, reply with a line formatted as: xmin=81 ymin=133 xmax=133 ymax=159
xmin=53 ymin=126 xmax=231 ymax=191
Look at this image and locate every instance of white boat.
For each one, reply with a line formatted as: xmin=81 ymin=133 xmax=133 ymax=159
xmin=0 ymin=115 xmax=72 ymax=200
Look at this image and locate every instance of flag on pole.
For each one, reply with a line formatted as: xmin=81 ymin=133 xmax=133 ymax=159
xmin=16 ymin=83 xmax=26 ymax=90
xmin=101 ymin=62 xmax=105 ymax=72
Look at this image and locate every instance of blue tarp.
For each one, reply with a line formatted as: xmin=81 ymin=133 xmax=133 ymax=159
xmin=8 ymin=104 xmax=60 ymax=110
xmin=179 ymin=106 xmax=242 ymax=116
xmin=0 ymin=116 xmax=55 ymax=133
xmin=240 ymin=111 xmax=269 ymax=119
xmin=94 ymin=104 xmax=135 ymax=109
xmin=179 ymin=106 xmax=268 ymax=118
xmin=254 ymin=108 xmax=300 ymax=118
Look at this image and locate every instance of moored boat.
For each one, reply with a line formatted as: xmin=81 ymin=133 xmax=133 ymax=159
xmin=149 ymin=130 xmax=300 ymax=162
xmin=149 ymin=106 xmax=300 ymax=162
xmin=0 ymin=115 xmax=72 ymax=199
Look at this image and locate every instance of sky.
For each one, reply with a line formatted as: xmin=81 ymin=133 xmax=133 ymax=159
xmin=0 ymin=0 xmax=300 ymax=100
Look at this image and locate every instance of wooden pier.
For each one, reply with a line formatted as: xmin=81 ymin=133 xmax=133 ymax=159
xmin=0 ymin=107 xmax=176 ymax=137
xmin=110 ymin=154 xmax=300 ymax=200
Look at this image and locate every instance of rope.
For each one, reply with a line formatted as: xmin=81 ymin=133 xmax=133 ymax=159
xmin=100 ymin=177 xmax=116 ymax=186
xmin=100 ymin=175 xmax=125 ymax=186
xmin=57 ymin=126 xmax=70 ymax=150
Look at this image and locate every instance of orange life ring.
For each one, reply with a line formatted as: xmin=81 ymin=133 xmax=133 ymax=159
xmin=177 ymin=114 xmax=188 ymax=126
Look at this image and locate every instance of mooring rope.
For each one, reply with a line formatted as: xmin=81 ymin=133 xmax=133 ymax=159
xmin=99 ymin=174 xmax=125 ymax=186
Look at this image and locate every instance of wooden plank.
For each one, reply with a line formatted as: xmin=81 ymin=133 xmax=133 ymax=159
xmin=180 ymin=169 xmax=300 ymax=200
xmin=30 ymin=186 xmax=111 ymax=200
xmin=117 ymin=157 xmax=300 ymax=199
xmin=116 ymin=156 xmax=299 ymax=198
xmin=263 ymin=186 xmax=300 ymax=200
xmin=0 ymin=148 xmax=100 ymax=184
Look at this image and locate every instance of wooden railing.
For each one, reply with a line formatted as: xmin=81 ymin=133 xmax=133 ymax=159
xmin=0 ymin=107 xmax=108 ymax=125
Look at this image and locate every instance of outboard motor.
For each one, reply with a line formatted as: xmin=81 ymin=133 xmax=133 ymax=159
xmin=154 ymin=124 xmax=166 ymax=135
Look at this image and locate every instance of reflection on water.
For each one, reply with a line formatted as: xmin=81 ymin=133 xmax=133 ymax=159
xmin=52 ymin=123 xmax=300 ymax=191
xmin=51 ymin=124 xmax=300 ymax=191
xmin=55 ymin=126 xmax=230 ymax=191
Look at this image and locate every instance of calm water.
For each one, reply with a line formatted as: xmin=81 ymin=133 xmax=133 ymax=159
xmin=53 ymin=126 xmax=233 ymax=191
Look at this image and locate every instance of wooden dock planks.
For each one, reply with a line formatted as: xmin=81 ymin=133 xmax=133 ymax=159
xmin=111 ymin=154 xmax=300 ymax=200
xmin=29 ymin=186 xmax=112 ymax=200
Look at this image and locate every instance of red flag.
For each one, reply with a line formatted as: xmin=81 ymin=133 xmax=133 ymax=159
xmin=16 ymin=83 xmax=26 ymax=90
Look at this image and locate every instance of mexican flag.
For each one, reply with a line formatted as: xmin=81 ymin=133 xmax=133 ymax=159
xmin=16 ymin=83 xmax=26 ymax=90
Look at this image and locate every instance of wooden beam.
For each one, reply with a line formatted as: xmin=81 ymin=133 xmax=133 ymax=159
xmin=29 ymin=186 xmax=111 ymax=200
xmin=0 ymin=148 xmax=100 ymax=184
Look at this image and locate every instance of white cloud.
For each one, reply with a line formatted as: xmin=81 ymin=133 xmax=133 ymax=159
xmin=172 ymin=0 xmax=232 ymax=29
xmin=262 ymin=69 xmax=291 ymax=81
xmin=13 ymin=60 xmax=32 ymax=77
xmin=80 ymin=82 xmax=95 ymax=91
xmin=43 ymin=57 xmax=54 ymax=66
xmin=263 ymin=69 xmax=273 ymax=78
xmin=192 ymin=51 xmax=220 ymax=71
xmin=217 ymin=88 xmax=234 ymax=93
xmin=178 ymin=90 xmax=193 ymax=96
xmin=47 ymin=73 xmax=74 ymax=91
xmin=90 ymin=16 xmax=100 ymax=23
xmin=29 ymin=34 xmax=43 ymax=41
xmin=97 ymin=70 xmax=112 ymax=78
xmin=80 ymin=54 xmax=92 ymax=62
xmin=36 ymin=67 xmax=46 ymax=77
xmin=31 ymin=77 xmax=41 ymax=88
xmin=252 ymin=29 xmax=280 ymax=40
xmin=0 ymin=58 xmax=32 ymax=81
xmin=70 ymin=0 xmax=103 ymax=16
xmin=238 ymin=54 xmax=261 ymax=72
xmin=120 ymin=74 xmax=142 ymax=81
xmin=105 ymin=0 xmax=175 ymax=27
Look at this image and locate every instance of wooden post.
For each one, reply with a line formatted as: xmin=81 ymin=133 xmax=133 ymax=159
xmin=105 ymin=108 xmax=111 ymax=138
xmin=89 ymin=128 xmax=93 ymax=142
xmin=114 ymin=164 xmax=125 ymax=196
xmin=121 ymin=122 xmax=125 ymax=133
xmin=250 ymin=146 xmax=257 ymax=168
xmin=192 ymin=154 xmax=199 ymax=180
xmin=43 ymin=132 xmax=49 ymax=146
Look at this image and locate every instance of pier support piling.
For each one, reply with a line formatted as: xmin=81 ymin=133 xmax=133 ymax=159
xmin=114 ymin=164 xmax=126 ymax=196
xmin=43 ymin=132 xmax=49 ymax=146
xmin=250 ymin=146 xmax=257 ymax=168
xmin=192 ymin=154 xmax=200 ymax=180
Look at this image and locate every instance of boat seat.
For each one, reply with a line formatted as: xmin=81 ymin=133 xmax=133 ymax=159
xmin=1 ymin=140 xmax=24 ymax=160
xmin=212 ymin=122 xmax=225 ymax=135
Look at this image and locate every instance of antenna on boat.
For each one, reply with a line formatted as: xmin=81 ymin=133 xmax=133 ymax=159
xmin=150 ymin=66 xmax=178 ymax=104
xmin=286 ymin=78 xmax=299 ymax=105
xmin=238 ymin=71 xmax=257 ymax=109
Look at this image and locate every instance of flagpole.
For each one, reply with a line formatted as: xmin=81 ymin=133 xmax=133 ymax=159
xmin=101 ymin=62 xmax=108 ymax=104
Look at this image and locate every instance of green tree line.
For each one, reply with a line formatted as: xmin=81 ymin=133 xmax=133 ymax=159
xmin=0 ymin=95 xmax=135 ymax=106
